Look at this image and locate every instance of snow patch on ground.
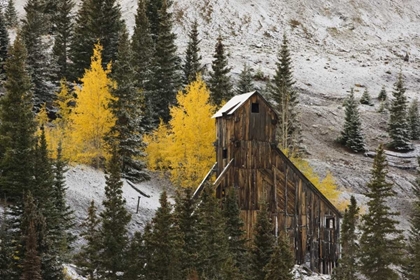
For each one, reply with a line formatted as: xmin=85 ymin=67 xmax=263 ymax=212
xmin=65 ymin=165 xmax=171 ymax=249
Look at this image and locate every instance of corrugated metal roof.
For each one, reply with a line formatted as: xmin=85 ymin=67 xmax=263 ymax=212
xmin=212 ymin=91 xmax=256 ymax=118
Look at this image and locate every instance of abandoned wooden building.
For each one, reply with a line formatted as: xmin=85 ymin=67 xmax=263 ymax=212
xmin=194 ymin=91 xmax=341 ymax=274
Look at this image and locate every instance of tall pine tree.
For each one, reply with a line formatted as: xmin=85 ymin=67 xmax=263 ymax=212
xmin=108 ymin=28 xmax=149 ymax=182
xmin=195 ymin=187 xmax=231 ymax=279
xmin=0 ymin=11 xmax=9 ymax=80
xmin=248 ymin=200 xmax=275 ymax=280
xmin=408 ymin=98 xmax=420 ymax=140
xmin=146 ymin=0 xmax=181 ymax=128
xmin=183 ymin=20 xmax=202 ymax=85
xmin=222 ymin=188 xmax=247 ymax=275
xmin=69 ymin=0 xmax=123 ymax=81
xmin=359 ymin=144 xmax=405 ymax=280
xmin=0 ymin=35 xmax=37 ymax=199
xmin=52 ymin=143 xmax=75 ymax=258
xmin=143 ymin=191 xmax=183 ymax=280
xmin=74 ymin=200 xmax=101 ymax=279
xmin=403 ymin=158 xmax=420 ymax=279
xmin=268 ymin=33 xmax=302 ymax=156
xmin=131 ymin=0 xmax=153 ymax=90
xmin=173 ymin=188 xmax=199 ymax=278
xmin=21 ymin=0 xmax=58 ymax=108
xmin=52 ymin=0 xmax=74 ymax=80
xmin=4 ymin=0 xmax=18 ymax=28
xmin=338 ymin=88 xmax=365 ymax=152
xmin=208 ymin=34 xmax=233 ymax=107
xmin=237 ymin=63 xmax=254 ymax=94
xmin=98 ymin=147 xmax=131 ymax=279
xmin=388 ymin=72 xmax=411 ymax=151
xmin=332 ymin=196 xmax=359 ymax=280
xmin=263 ymin=233 xmax=294 ymax=280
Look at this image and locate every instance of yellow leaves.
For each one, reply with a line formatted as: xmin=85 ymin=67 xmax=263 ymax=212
xmin=319 ymin=171 xmax=340 ymax=202
xmin=68 ymin=43 xmax=116 ymax=166
xmin=145 ymin=76 xmax=216 ymax=187
xmin=291 ymin=156 xmax=346 ymax=211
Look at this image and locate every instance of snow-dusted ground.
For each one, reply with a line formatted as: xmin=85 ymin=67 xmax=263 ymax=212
xmin=65 ymin=165 xmax=172 ymax=249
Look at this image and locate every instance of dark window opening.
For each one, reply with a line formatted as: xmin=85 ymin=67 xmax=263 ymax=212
xmin=326 ymin=217 xmax=335 ymax=229
xmin=251 ymin=102 xmax=259 ymax=113
xmin=222 ymin=148 xmax=228 ymax=159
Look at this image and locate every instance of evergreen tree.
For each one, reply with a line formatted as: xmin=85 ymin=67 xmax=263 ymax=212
xmin=52 ymin=143 xmax=75 ymax=258
xmin=143 ymin=191 xmax=183 ymax=280
xmin=74 ymin=200 xmax=101 ymax=280
xmin=388 ymin=72 xmax=411 ymax=151
xmin=0 ymin=212 xmax=15 ymax=279
xmin=146 ymin=0 xmax=181 ymax=128
xmin=131 ymin=0 xmax=154 ymax=131
xmin=359 ymin=144 xmax=405 ymax=280
xmin=123 ymin=232 xmax=146 ymax=280
xmin=337 ymin=88 xmax=365 ymax=152
xmin=0 ymin=35 xmax=37 ymax=199
xmin=360 ymin=88 xmax=372 ymax=105
xmin=237 ymin=63 xmax=254 ymax=94
xmin=98 ymin=147 xmax=131 ymax=279
xmin=268 ymin=33 xmax=301 ymax=156
xmin=173 ymin=188 xmax=198 ymax=277
xmin=21 ymin=0 xmax=58 ymax=108
xmin=108 ymin=28 xmax=149 ymax=182
xmin=131 ymin=0 xmax=153 ymax=90
xmin=378 ymin=86 xmax=387 ymax=101
xmin=52 ymin=0 xmax=74 ymax=80
xmin=0 ymin=11 xmax=9 ymax=80
xmin=208 ymin=34 xmax=233 ymax=107
xmin=146 ymin=0 xmax=163 ymax=43
xmin=332 ymin=196 xmax=359 ymax=280
xmin=223 ymin=188 xmax=247 ymax=274
xmin=21 ymin=220 xmax=42 ymax=280
xmin=69 ymin=0 xmax=123 ymax=81
xmin=195 ymin=187 xmax=230 ymax=279
xmin=408 ymin=98 xmax=420 ymax=140
xmin=249 ymin=200 xmax=275 ymax=280
xmin=33 ymin=129 xmax=64 ymax=280
xmin=403 ymin=159 xmax=420 ymax=279
xmin=4 ymin=0 xmax=18 ymax=28
xmin=263 ymin=233 xmax=294 ymax=280
xmin=183 ymin=20 xmax=202 ymax=85
xmin=20 ymin=192 xmax=47 ymax=280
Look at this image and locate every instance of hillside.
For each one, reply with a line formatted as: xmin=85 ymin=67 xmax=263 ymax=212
xmin=10 ymin=0 xmax=420 ymax=256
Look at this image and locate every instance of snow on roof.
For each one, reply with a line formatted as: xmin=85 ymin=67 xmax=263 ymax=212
xmin=212 ymin=91 xmax=256 ymax=118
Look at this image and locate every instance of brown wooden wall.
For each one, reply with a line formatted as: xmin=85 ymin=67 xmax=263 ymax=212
xmin=214 ymin=93 xmax=340 ymax=274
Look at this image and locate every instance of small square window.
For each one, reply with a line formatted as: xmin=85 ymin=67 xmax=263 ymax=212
xmin=222 ymin=148 xmax=228 ymax=159
xmin=326 ymin=217 xmax=335 ymax=229
xmin=251 ymin=103 xmax=259 ymax=113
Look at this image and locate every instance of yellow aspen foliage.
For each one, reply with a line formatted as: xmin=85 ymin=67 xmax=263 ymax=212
xmin=319 ymin=171 xmax=339 ymax=202
xmin=55 ymin=79 xmax=74 ymax=129
xmin=145 ymin=119 xmax=172 ymax=171
xmin=67 ymin=43 xmax=116 ymax=166
xmin=291 ymin=156 xmax=346 ymax=211
xmin=145 ymin=76 xmax=216 ymax=187
xmin=35 ymin=80 xmax=76 ymax=159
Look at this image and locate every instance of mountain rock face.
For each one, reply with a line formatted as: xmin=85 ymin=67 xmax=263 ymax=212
xmin=12 ymin=0 xmax=420 ymax=228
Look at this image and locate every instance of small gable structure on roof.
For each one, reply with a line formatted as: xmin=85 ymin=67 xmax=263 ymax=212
xmin=195 ymin=91 xmax=341 ymax=274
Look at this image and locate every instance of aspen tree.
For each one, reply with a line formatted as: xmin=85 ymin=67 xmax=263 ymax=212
xmin=145 ymin=76 xmax=216 ymax=187
xmin=69 ymin=43 xmax=116 ymax=166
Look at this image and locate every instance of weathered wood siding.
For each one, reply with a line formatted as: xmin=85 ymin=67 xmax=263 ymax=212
xmin=214 ymin=92 xmax=340 ymax=274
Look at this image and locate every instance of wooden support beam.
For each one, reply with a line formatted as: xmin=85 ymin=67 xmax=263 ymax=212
xmin=193 ymin=162 xmax=218 ymax=199
xmin=212 ymin=158 xmax=234 ymax=190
